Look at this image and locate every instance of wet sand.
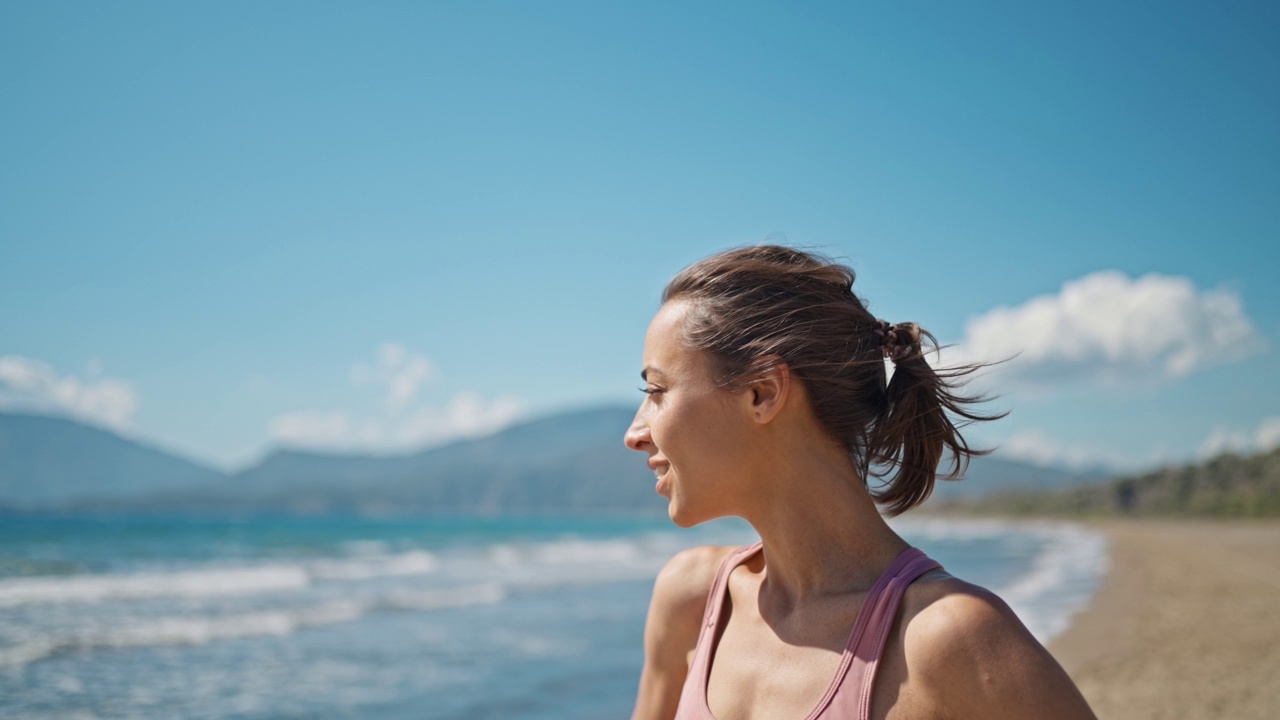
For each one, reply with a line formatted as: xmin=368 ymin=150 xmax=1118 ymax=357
xmin=1048 ymin=520 xmax=1280 ymax=719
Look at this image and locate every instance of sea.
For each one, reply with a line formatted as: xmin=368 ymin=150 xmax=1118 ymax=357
xmin=0 ymin=514 xmax=1107 ymax=719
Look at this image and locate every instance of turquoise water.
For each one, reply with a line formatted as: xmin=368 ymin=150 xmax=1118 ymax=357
xmin=0 ymin=514 xmax=1105 ymax=719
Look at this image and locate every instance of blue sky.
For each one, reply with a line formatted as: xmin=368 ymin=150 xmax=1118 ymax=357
xmin=2 ymin=1 xmax=1277 ymax=472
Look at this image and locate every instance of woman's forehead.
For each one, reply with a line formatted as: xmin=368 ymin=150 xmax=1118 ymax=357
xmin=646 ymin=301 xmax=689 ymax=341
xmin=644 ymin=301 xmax=711 ymax=378
xmin=645 ymin=301 xmax=694 ymax=353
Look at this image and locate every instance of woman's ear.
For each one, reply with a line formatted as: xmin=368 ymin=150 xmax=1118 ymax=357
xmin=745 ymin=357 xmax=790 ymax=425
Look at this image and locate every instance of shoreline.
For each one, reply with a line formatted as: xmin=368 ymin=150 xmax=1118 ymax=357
xmin=1047 ymin=519 xmax=1280 ymax=719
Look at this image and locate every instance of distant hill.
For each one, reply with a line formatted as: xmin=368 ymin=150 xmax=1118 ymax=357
xmin=0 ymin=408 xmax=1103 ymax=515
xmin=952 ymin=447 xmax=1280 ymax=518
xmin=922 ymin=454 xmax=1105 ymax=506
xmin=221 ymin=406 xmax=666 ymax=514
xmin=0 ymin=414 xmax=229 ymax=509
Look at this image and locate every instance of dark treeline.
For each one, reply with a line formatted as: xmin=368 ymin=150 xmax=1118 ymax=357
xmin=944 ymin=447 xmax=1280 ymax=519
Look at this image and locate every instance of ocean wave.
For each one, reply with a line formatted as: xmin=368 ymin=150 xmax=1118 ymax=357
xmin=0 ymin=605 xmax=348 ymax=668
xmin=486 ymin=536 xmax=648 ymax=568
xmin=0 ymin=528 xmax=738 ymax=611
xmin=469 ymin=534 xmax=689 ymax=591
xmin=0 ymin=565 xmax=311 ymax=608
xmin=891 ymin=516 xmax=1044 ymax=542
xmin=308 ymin=550 xmax=439 ymax=581
xmin=0 ymin=583 xmax=504 ymax=668
xmin=0 ymin=549 xmax=443 ymax=608
xmin=0 ymin=532 xmax=647 ymax=611
xmin=993 ymin=523 xmax=1110 ymax=642
xmin=893 ymin=517 xmax=1111 ymax=643
xmin=456 ymin=527 xmax=758 ymax=592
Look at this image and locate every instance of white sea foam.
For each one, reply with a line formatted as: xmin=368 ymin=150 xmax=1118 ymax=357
xmin=0 ymin=549 xmax=444 ymax=608
xmin=308 ymin=550 xmax=439 ymax=581
xmin=0 ymin=606 xmax=342 ymax=667
xmin=527 ymin=537 xmax=645 ymax=565
xmin=0 ymin=565 xmax=312 ymax=608
xmin=0 ymin=637 xmax=61 ymax=668
xmin=891 ymin=516 xmax=1041 ymax=542
xmin=0 ymin=583 xmax=505 ymax=668
xmin=898 ymin=518 xmax=1111 ymax=642
xmin=995 ymin=523 xmax=1109 ymax=642
xmin=0 ymin=517 xmax=1111 ymax=718
xmin=483 ymin=536 xmax=654 ymax=572
xmin=0 ymin=531 xmax=703 ymax=668
xmin=469 ymin=534 xmax=692 ymax=591
xmin=464 ymin=521 xmax=1107 ymax=644
xmin=0 ymin=531 xmax=728 ymax=614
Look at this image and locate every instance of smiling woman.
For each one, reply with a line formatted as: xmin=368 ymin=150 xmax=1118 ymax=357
xmin=624 ymin=246 xmax=1096 ymax=720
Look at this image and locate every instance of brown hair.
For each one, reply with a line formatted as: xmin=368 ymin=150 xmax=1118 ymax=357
xmin=662 ymin=244 xmax=1002 ymax=516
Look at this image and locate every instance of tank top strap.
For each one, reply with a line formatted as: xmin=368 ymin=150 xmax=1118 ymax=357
xmin=818 ymin=547 xmax=943 ymax=719
xmin=675 ymin=541 xmax=763 ymax=720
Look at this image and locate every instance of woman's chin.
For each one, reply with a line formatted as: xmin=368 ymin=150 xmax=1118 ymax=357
xmin=666 ymin=502 xmax=704 ymax=529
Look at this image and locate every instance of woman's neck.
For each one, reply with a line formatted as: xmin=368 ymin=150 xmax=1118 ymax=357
xmin=739 ymin=446 xmax=910 ymax=610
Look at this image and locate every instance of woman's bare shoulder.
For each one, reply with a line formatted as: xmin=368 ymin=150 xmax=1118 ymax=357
xmin=901 ymin=571 xmax=1029 ymax=649
xmin=897 ymin=572 xmax=1096 ymax=719
xmin=631 ymin=545 xmax=740 ymax=720
xmin=650 ymin=544 xmax=739 ymax=620
xmin=643 ymin=544 xmax=739 ymax=659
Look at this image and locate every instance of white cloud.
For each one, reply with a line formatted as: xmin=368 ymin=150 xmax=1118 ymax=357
xmin=349 ymin=342 xmax=436 ymax=414
xmin=268 ymin=394 xmax=526 ymax=452
xmin=268 ymin=343 xmax=525 ymax=453
xmin=953 ymin=271 xmax=1260 ymax=389
xmin=1198 ymin=428 xmax=1248 ymax=457
xmin=268 ymin=411 xmax=351 ymax=450
xmin=397 ymin=393 xmax=528 ymax=447
xmin=1256 ymin=418 xmax=1280 ymax=453
xmin=1199 ymin=416 xmax=1280 ymax=458
xmin=997 ymin=429 xmax=1123 ymax=470
xmin=0 ymin=355 xmax=138 ymax=431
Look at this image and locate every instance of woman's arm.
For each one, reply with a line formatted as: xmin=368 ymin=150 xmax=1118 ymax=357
xmin=907 ymin=583 xmax=1097 ymax=720
xmin=631 ymin=546 xmax=735 ymax=720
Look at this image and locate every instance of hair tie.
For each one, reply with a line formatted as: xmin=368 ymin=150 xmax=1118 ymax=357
xmin=872 ymin=320 xmax=922 ymax=363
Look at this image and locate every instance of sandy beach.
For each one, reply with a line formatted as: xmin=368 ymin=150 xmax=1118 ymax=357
xmin=1048 ymin=520 xmax=1280 ymax=719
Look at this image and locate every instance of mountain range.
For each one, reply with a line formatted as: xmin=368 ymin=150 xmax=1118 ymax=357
xmin=0 ymin=409 xmax=1104 ymax=514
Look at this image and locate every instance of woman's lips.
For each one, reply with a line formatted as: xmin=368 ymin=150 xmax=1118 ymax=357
xmin=649 ymin=461 xmax=670 ymax=494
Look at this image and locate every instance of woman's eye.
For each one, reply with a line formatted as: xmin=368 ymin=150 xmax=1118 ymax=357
xmin=638 ymin=386 xmax=663 ymax=396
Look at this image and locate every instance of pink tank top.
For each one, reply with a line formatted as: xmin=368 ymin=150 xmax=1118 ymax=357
xmin=673 ymin=542 xmax=942 ymax=720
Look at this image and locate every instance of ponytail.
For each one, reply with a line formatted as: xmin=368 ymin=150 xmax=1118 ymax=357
xmin=866 ymin=323 xmax=1003 ymax=516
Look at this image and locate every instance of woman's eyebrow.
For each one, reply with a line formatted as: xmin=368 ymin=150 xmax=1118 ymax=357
xmin=641 ymin=367 xmax=668 ymax=382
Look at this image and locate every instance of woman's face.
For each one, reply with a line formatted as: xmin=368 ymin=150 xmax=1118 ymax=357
xmin=624 ymin=301 xmax=752 ymax=527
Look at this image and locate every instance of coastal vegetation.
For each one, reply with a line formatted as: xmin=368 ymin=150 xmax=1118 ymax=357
xmin=954 ymin=447 xmax=1280 ymax=519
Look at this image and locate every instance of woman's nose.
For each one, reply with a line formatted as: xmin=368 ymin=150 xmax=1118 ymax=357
xmin=624 ymin=410 xmax=651 ymax=452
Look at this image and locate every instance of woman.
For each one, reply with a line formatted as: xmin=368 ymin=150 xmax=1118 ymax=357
xmin=625 ymin=246 xmax=1095 ymax=719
